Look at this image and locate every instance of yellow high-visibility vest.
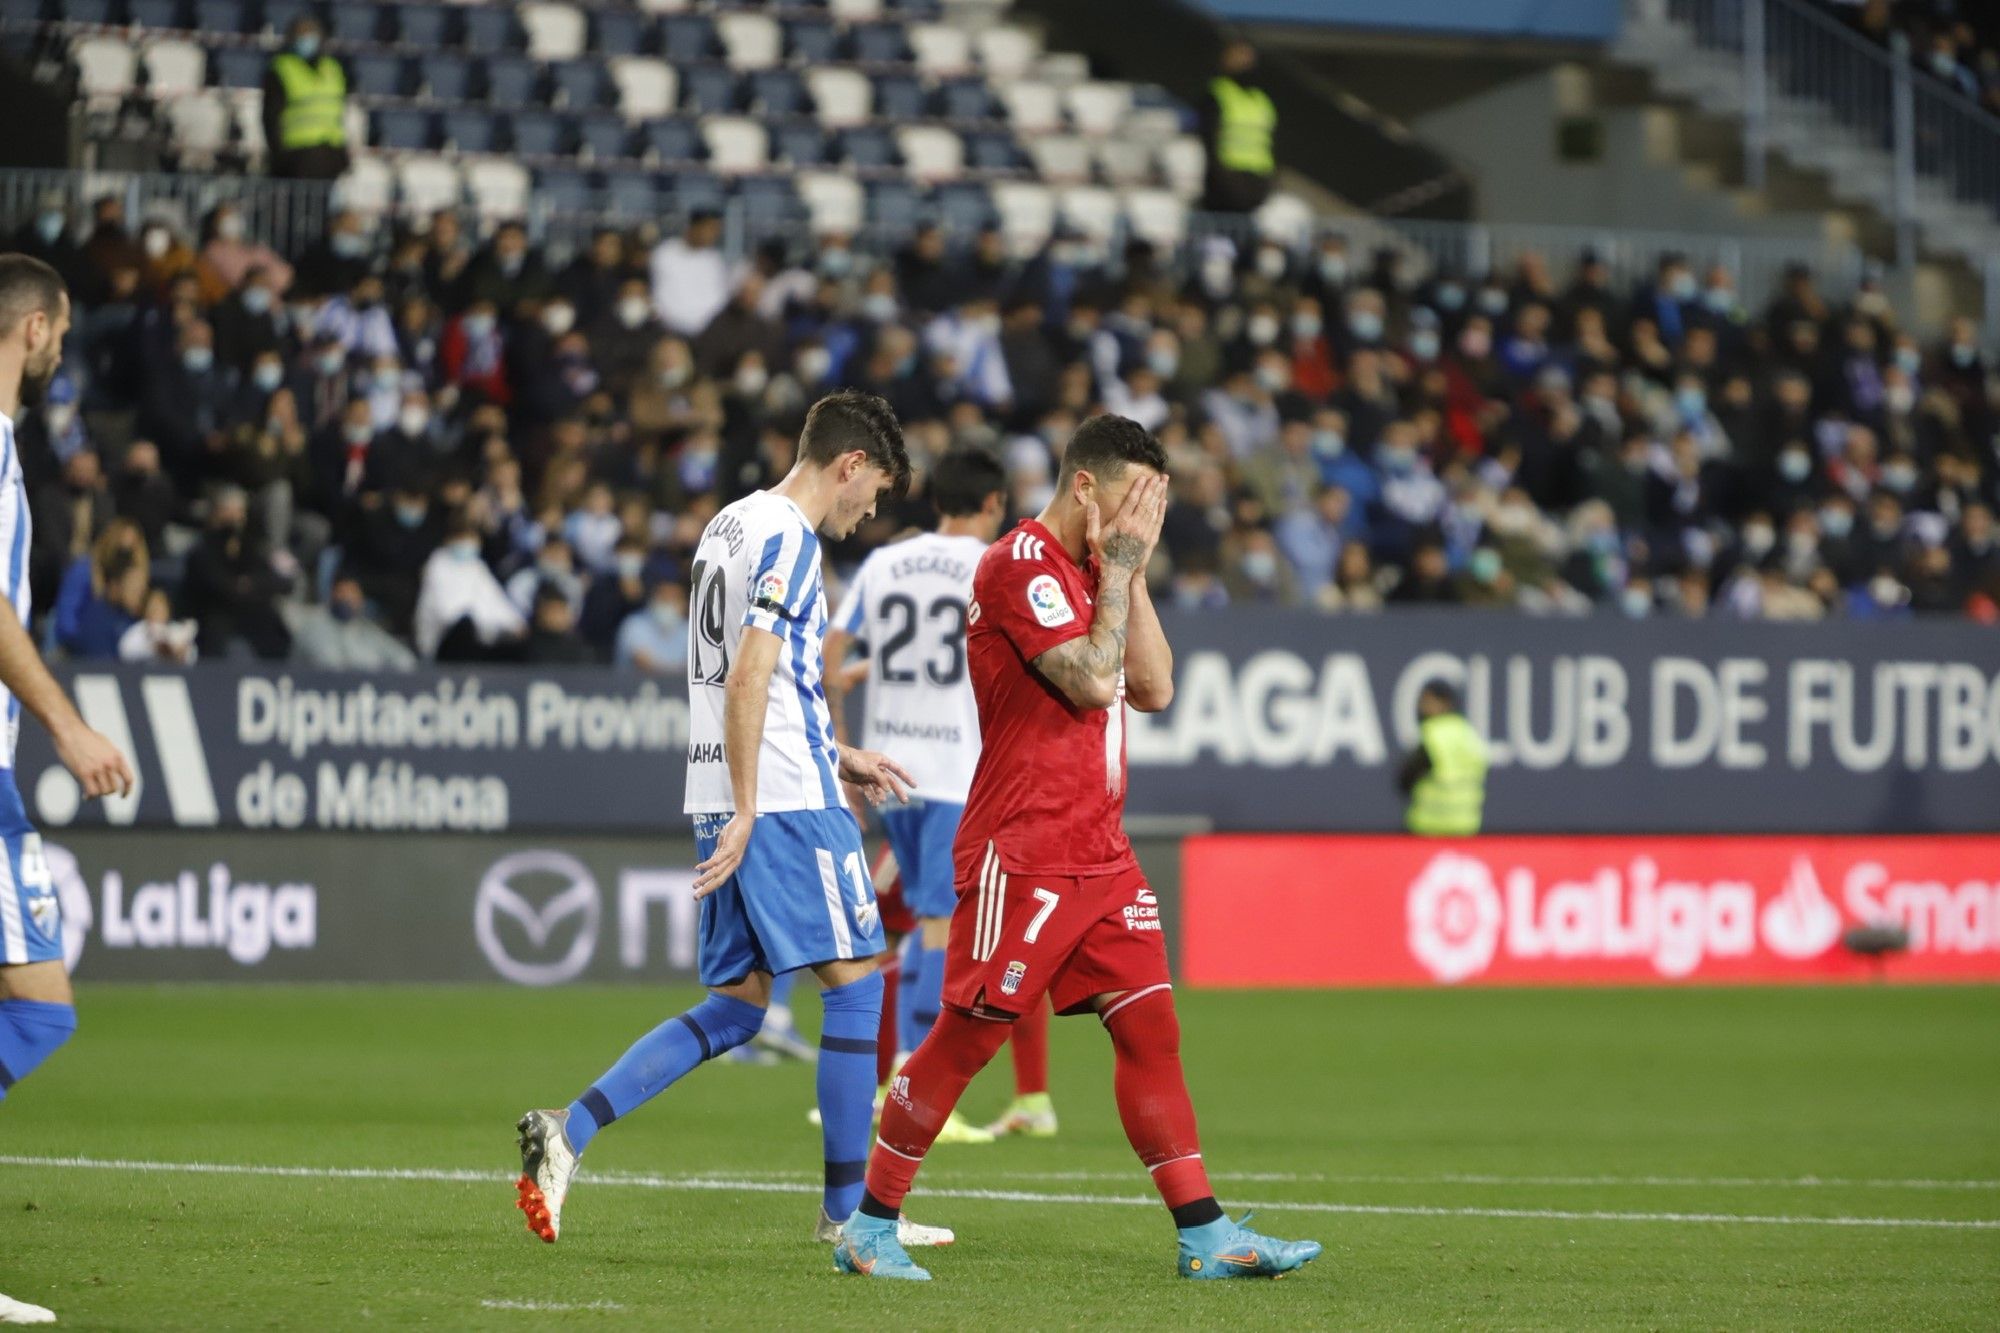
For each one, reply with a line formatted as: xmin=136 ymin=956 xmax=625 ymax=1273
xmin=1407 ymin=713 xmax=1488 ymax=836
xmin=271 ymin=53 xmax=348 ymax=150
xmin=1209 ymin=76 xmax=1276 ymax=176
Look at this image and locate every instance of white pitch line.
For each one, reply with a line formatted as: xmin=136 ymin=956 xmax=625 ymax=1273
xmin=480 ymin=1300 xmax=625 ymax=1313
xmin=2 ymin=1155 xmax=1995 ymax=1232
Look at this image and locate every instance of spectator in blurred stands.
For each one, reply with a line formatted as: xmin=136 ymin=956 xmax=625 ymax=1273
xmin=1399 ymin=681 xmax=1488 ymax=837
xmin=523 ymin=585 xmax=596 ymax=666
xmin=263 ymin=16 xmax=351 ymax=181
xmin=650 ymin=210 xmax=732 ymax=337
xmin=1202 ymin=40 xmax=1277 ymax=213
xmin=50 ymin=518 xmax=142 ymax=658
xmin=11 ymin=196 xmax=90 ymax=298
xmin=414 ymin=514 xmax=525 ymax=661
xmin=68 ymin=545 xmax=148 ymax=660
xmin=141 ymin=319 xmax=231 ymax=481
xmin=183 ymin=486 xmax=293 ymax=660
xmin=579 ymin=535 xmax=648 ymax=656
xmin=213 ymin=265 xmax=285 ymax=369
xmin=31 ymin=449 xmax=112 ymax=616
xmin=119 ymin=587 xmax=199 ymax=665
xmin=109 ymin=440 xmax=174 ymax=551
xmin=614 ymin=580 xmax=689 ymax=675
xmin=288 ymin=574 xmax=415 ymax=672
xmin=200 ymin=205 xmax=293 ymax=295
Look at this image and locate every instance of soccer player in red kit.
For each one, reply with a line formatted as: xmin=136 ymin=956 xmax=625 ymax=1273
xmin=835 ymin=415 xmax=1322 ymax=1282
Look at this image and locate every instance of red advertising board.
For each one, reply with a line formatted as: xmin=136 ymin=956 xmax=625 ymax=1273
xmin=1181 ymin=836 xmax=2000 ymax=987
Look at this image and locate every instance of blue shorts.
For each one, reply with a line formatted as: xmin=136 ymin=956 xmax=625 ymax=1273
xmin=878 ymin=799 xmax=964 ymax=920
xmin=692 ymin=807 xmax=887 ymax=986
xmin=0 ymin=776 xmax=59 ymax=967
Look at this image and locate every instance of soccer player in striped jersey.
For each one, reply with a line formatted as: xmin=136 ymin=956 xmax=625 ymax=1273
xmin=835 ymin=416 xmax=1321 ymax=1282
xmin=0 ymin=254 xmax=138 ymax=1327
xmin=515 ymin=392 xmax=952 ymax=1254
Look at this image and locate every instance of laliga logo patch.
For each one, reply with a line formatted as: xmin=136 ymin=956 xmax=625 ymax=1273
xmin=755 ymin=569 xmax=788 ymax=605
xmin=1000 ymin=959 xmax=1028 ymax=995
xmin=1025 ymin=574 xmax=1075 ymax=628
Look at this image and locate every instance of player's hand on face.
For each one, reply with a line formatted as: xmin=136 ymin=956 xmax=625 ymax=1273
xmin=58 ymin=726 xmax=134 ymax=800
xmin=1090 ymin=472 xmax=1169 ymax=575
xmin=692 ymin=812 xmax=753 ymax=899
xmin=837 ymin=746 xmax=915 ymax=805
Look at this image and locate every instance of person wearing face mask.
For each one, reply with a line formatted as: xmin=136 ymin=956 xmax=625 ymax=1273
xmin=10 ymin=196 xmax=92 ymax=298
xmin=213 ymin=264 xmax=286 ymax=370
xmin=414 ymin=513 xmax=527 ymax=660
xmin=1201 ymin=39 xmax=1277 ymax=213
xmin=315 ymin=274 xmax=400 ymax=362
xmin=615 ymin=579 xmax=691 ymax=674
xmin=579 ymin=535 xmax=651 ymax=653
xmin=1637 ymin=254 xmax=1696 ymax=347
xmin=286 ymin=572 xmax=417 ymax=671
xmin=139 ymin=320 xmax=231 ymax=481
xmin=468 ymin=221 xmax=554 ymax=317
xmin=292 ymin=211 xmax=371 ymax=301
xmin=443 ymin=297 xmax=511 ymax=406
xmin=587 ymin=276 xmax=663 ymax=398
xmin=199 ymin=205 xmax=292 ymax=293
xmin=181 ymin=484 xmax=294 ymax=658
xmin=1220 ymin=521 xmax=1297 ymax=605
xmin=348 ymin=486 xmax=440 ymax=633
xmin=263 ymin=16 xmax=351 ymax=180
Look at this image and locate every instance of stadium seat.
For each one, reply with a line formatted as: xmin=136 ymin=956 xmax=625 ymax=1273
xmin=127 ymin=0 xmax=186 ymax=31
xmin=73 ymin=36 xmax=138 ymax=108
xmin=1122 ymin=187 xmax=1186 ymax=249
xmin=575 ymin=113 xmax=634 ymax=160
xmin=592 ymin=8 xmax=656 ymax=57
xmin=661 ymin=14 xmax=716 ymax=62
xmin=482 ymin=55 xmax=541 ymax=106
xmin=211 ymin=45 xmax=265 ymax=88
xmin=636 ymin=0 xmax=690 ymax=12
xmin=746 ymin=69 xmax=808 ymax=118
xmin=373 ymin=106 xmax=436 ymax=150
xmin=333 ymin=155 xmax=395 ymax=215
xmin=1254 ymin=192 xmax=1314 ymax=247
xmin=994 ymin=179 xmax=1060 ymax=256
xmin=896 ymin=124 xmax=963 ymax=182
xmin=1057 ymin=185 xmax=1120 ymax=247
xmin=520 ymin=2 xmax=586 ymax=62
xmin=230 ymin=87 xmax=264 ymax=157
xmin=938 ymin=78 xmax=994 ymax=122
xmin=1123 ymin=103 xmax=1183 ymax=143
xmin=840 ymin=125 xmax=899 ymax=169
xmin=534 ymin=167 xmax=593 ymax=215
xmin=715 ymin=11 xmax=780 ymax=71
xmin=997 ymin=81 xmax=1062 ymax=135
xmin=326 ymin=5 xmax=382 ymax=44
xmin=907 ymin=23 xmax=971 ymax=77
xmin=1095 ymin=137 xmax=1153 ymax=188
xmin=459 ymin=5 xmax=520 ymax=54
xmin=1158 ymin=135 xmax=1204 ymax=198
xmin=874 ymin=72 xmax=928 ymax=121
xmin=349 ymin=53 xmax=411 ymax=99
xmin=864 ymin=178 xmax=924 ymax=235
xmin=639 ymin=117 xmax=702 ymax=162
xmin=1024 ymin=134 xmax=1091 ymax=186
xmin=396 ymin=154 xmax=462 ymax=214
xmin=849 ymin=23 xmax=909 ymax=64
xmin=0 ymin=0 xmax=45 ymax=26
xmin=964 ymin=129 xmax=1022 ymax=172
xmin=806 ymin=67 xmax=872 ymax=128
xmin=166 ymin=90 xmax=231 ymax=164
xmin=702 ymin=115 xmax=768 ymax=175
xmin=343 ymin=100 xmax=369 ymax=149
xmin=142 ymin=38 xmax=205 ymax=96
xmin=61 ymin=0 xmax=121 ymax=22
xmin=464 ymin=158 xmax=531 ymax=219
xmin=192 ymin=0 xmax=253 ymax=35
xmin=784 ymin=17 xmax=841 ymax=65
xmin=665 ymin=169 xmax=726 ymax=215
xmin=735 ymin=176 xmax=799 ymax=225
xmin=1065 ymin=82 xmax=1132 ymax=137
xmin=796 ymin=170 xmax=864 ymax=234
xmin=773 ymin=122 xmax=829 ymax=167
xmin=680 ymin=65 xmax=738 ymax=114
xmin=828 ymin=0 xmax=882 ymax=19
xmin=603 ymin=172 xmax=660 ymax=219
xmin=609 ymin=57 xmax=677 ymax=120
xmin=441 ymin=108 xmax=502 ymax=154
xmin=393 ymin=4 xmax=454 ymax=48
xmin=549 ymin=60 xmax=611 ymax=111
xmin=935 ymin=180 xmax=997 ymax=233
xmin=420 ymin=52 xmax=475 ymax=102
xmin=1037 ymin=51 xmax=1089 ymax=87
xmin=260 ymin=0 xmax=312 ymax=37
xmin=510 ymin=109 xmax=570 ymax=157
xmin=975 ymin=27 xmax=1039 ymax=81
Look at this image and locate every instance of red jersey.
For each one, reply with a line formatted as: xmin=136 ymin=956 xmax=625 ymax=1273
xmin=951 ymin=518 xmax=1135 ymax=883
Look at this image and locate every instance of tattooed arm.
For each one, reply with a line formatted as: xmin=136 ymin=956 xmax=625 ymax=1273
xmin=1121 ymin=570 xmax=1174 ymax=712
xmin=1031 ymin=473 xmax=1169 ymax=711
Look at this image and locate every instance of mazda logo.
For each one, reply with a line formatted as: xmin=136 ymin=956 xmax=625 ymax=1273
xmin=475 ymin=850 xmax=600 ymax=986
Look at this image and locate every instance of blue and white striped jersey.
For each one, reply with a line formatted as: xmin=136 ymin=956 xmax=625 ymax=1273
xmin=0 ymin=412 xmax=30 ymax=770
xmin=683 ymin=489 xmax=842 ymax=814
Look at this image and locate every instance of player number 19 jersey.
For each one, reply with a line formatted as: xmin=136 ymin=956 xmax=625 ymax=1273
xmin=683 ymin=490 xmax=844 ymax=814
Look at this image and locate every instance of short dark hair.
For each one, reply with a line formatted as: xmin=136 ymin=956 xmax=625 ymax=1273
xmin=0 ymin=253 xmax=66 ymax=338
xmin=929 ymin=448 xmax=1006 ymax=517
xmin=1420 ymin=680 xmax=1460 ymax=711
xmin=799 ymin=390 xmax=910 ymax=497
xmin=1057 ymin=414 xmax=1167 ymax=487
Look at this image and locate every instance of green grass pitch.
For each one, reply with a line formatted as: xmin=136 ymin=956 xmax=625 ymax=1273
xmin=2 ymin=984 xmax=1996 ymax=1329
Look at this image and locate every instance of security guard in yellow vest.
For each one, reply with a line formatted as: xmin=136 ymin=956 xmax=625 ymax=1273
xmin=1398 ymin=682 xmax=1489 ymax=836
xmin=263 ymin=17 xmax=351 ymax=181
xmin=1202 ymin=40 xmax=1276 ymax=214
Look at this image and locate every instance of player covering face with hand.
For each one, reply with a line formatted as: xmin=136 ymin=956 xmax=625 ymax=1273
xmin=833 ymin=415 xmax=1322 ymax=1282
xmin=515 ymin=392 xmax=954 ymax=1253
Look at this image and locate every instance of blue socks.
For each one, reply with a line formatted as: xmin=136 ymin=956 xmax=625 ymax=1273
xmin=898 ymin=936 xmax=943 ymax=1056
xmin=564 ymin=992 xmax=766 ymax=1155
xmin=0 ymin=999 xmax=77 ymax=1101
xmin=816 ymin=970 xmax=885 ymax=1221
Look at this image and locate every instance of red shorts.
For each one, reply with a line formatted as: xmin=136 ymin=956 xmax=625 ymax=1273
xmin=942 ymin=847 xmax=1168 ymax=1017
xmin=871 ymin=842 xmax=917 ymax=939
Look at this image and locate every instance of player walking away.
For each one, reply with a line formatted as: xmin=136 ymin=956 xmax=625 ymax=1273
xmin=514 ymin=392 xmax=954 ymax=1253
xmin=834 ymin=415 xmax=1321 ymax=1282
xmin=826 ymin=449 xmax=1023 ymax=1146
xmin=0 ymin=255 xmax=138 ymax=1326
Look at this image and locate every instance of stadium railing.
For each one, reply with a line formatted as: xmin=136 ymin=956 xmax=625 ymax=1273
xmin=0 ymin=165 xmax=332 ymax=261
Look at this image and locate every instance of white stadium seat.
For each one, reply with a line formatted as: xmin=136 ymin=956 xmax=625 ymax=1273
xmin=974 ymin=26 xmax=1039 ymax=81
xmin=1124 ymin=105 xmax=1181 ymax=143
xmin=636 ymin=0 xmax=691 ymax=13
xmin=1056 ymin=185 xmax=1121 ymax=246
xmin=230 ymin=89 xmax=266 ymax=159
xmin=1037 ymin=51 xmax=1089 ymax=87
xmin=1122 ymin=188 xmax=1186 ymax=249
xmin=1094 ymin=138 xmax=1153 ymax=188
xmin=334 ymin=155 xmax=395 ymax=216
xmin=716 ymin=12 xmax=781 ymax=71
xmin=1064 ymin=81 xmax=1131 ymax=137
xmin=1024 ymin=134 xmax=1091 ymax=186
xmin=610 ymin=57 xmax=678 ymax=121
xmin=166 ymin=92 xmax=232 ymax=165
xmin=997 ymin=81 xmax=1062 ymax=135
xmin=463 ymin=158 xmax=531 ymax=219
xmin=828 ymin=0 xmax=883 ymax=20
xmin=896 ymin=124 xmax=965 ymax=183
xmin=1158 ymin=134 xmax=1205 ymax=199
xmin=73 ymin=36 xmax=138 ymax=107
xmin=806 ymin=67 xmax=873 ymax=128
xmin=396 ymin=155 xmax=462 ymax=216
xmin=1255 ymin=192 xmax=1315 ymax=248
xmin=520 ymin=3 xmax=587 ymax=61
xmin=797 ymin=171 xmax=865 ymax=235
xmin=991 ymin=180 xmax=1056 ymax=256
xmin=143 ymin=39 xmax=207 ymax=97
xmin=907 ymin=23 xmax=972 ymax=77
xmin=702 ymin=116 xmax=769 ymax=174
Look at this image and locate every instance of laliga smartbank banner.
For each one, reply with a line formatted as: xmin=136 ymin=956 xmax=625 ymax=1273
xmin=1181 ymin=835 xmax=2000 ymax=986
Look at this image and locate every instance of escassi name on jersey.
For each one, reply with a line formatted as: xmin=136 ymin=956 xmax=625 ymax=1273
xmin=886 ymin=553 xmax=975 ymax=583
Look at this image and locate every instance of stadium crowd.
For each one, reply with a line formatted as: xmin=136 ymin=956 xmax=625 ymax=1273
xmin=3 ymin=193 xmax=1998 ymax=670
xmin=1827 ymin=0 xmax=2000 ymax=115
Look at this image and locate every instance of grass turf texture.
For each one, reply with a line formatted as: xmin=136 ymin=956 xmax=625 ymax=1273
xmin=2 ymin=985 xmax=1996 ymax=1330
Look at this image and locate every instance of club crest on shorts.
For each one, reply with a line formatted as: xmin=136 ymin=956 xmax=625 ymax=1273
xmin=1000 ymin=959 xmax=1028 ymax=995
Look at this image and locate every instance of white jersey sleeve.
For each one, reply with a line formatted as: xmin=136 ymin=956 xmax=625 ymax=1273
xmin=0 ymin=414 xmax=30 ymax=769
xmin=845 ymin=532 xmax=986 ymax=804
xmin=683 ymin=491 xmax=843 ymax=814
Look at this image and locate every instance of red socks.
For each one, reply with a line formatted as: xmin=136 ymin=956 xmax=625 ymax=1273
xmin=1102 ymin=986 xmax=1213 ymax=1210
xmin=864 ymin=1008 xmax=1011 ymax=1211
xmin=876 ymin=951 xmax=901 ymax=1086
xmin=1011 ymin=999 xmax=1050 ymax=1096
